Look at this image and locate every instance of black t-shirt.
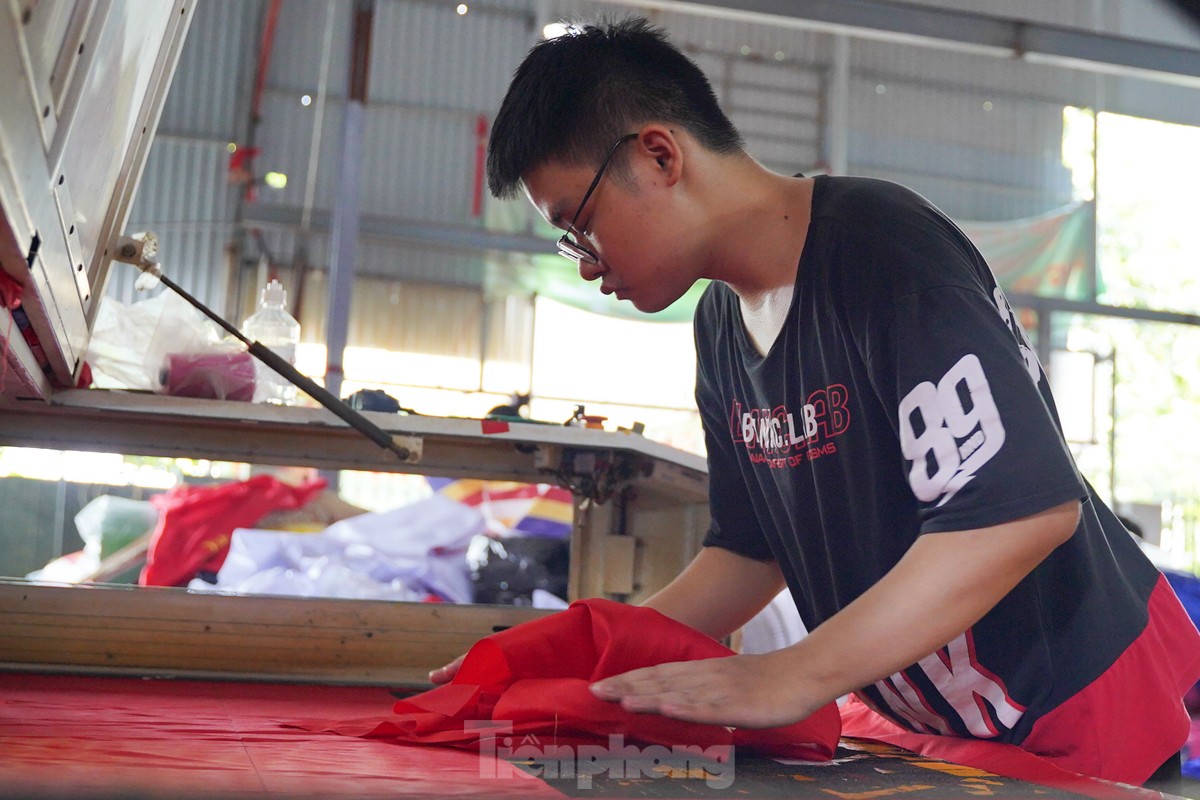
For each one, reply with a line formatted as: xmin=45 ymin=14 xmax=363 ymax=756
xmin=696 ymin=175 xmax=1162 ymax=744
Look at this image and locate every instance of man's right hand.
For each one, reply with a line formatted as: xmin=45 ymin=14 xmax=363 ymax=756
xmin=427 ymin=547 xmax=782 ymax=687
xmin=428 ymin=654 xmax=465 ymax=685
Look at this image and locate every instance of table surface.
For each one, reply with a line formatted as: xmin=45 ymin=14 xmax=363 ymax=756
xmin=0 ymin=671 xmax=1161 ymax=800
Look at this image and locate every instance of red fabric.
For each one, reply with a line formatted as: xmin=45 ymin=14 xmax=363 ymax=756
xmin=841 ymin=575 xmax=1200 ymax=796
xmin=0 ymin=673 xmax=555 ymax=799
xmin=3 ymin=672 xmax=1162 ymax=798
xmin=480 ymin=419 xmax=510 ymax=434
xmin=140 ymin=475 xmax=326 ymax=586
xmin=227 ymin=146 xmax=260 ymax=174
xmin=300 ymin=598 xmax=841 ymax=761
xmin=0 ymin=268 xmax=23 ymax=310
xmin=1020 ymin=574 xmax=1200 ymax=784
xmin=840 ymin=699 xmax=1160 ymax=800
xmin=0 ymin=270 xmax=22 ymax=389
xmin=164 ymin=351 xmax=255 ymax=400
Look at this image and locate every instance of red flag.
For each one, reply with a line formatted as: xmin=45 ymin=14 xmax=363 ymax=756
xmin=140 ymin=475 xmax=326 ymax=586
xmin=296 ymin=598 xmax=841 ymax=761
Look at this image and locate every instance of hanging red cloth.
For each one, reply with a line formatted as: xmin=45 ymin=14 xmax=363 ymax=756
xmin=298 ymin=598 xmax=841 ymax=762
xmin=140 ymin=475 xmax=326 ymax=587
xmin=0 ymin=269 xmax=22 ymax=310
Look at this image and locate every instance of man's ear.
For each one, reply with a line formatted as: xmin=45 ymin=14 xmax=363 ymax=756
xmin=636 ymin=125 xmax=683 ymax=186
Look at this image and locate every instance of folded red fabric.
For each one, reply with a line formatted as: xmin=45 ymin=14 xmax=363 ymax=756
xmin=310 ymin=598 xmax=840 ymax=761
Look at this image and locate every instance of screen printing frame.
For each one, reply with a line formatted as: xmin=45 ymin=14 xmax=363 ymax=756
xmin=0 ymin=0 xmax=193 ymax=400
xmin=0 ymin=0 xmax=711 ymax=685
xmin=0 ymin=389 xmax=711 ymax=682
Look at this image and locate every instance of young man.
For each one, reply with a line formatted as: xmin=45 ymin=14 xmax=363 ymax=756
xmin=433 ymin=18 xmax=1200 ymax=785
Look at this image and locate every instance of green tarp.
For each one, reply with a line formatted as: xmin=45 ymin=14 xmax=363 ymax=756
xmin=485 ymin=199 xmax=1096 ymax=323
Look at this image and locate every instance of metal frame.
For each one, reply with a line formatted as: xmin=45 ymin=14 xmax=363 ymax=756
xmin=0 ymin=389 xmax=711 ymax=606
xmin=0 ymin=0 xmax=194 ymax=400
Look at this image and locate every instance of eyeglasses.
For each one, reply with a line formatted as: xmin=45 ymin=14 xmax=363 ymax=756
xmin=557 ymin=133 xmax=638 ymax=265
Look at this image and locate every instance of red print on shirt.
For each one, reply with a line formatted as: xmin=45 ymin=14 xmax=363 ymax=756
xmin=729 ymin=385 xmax=851 ymax=469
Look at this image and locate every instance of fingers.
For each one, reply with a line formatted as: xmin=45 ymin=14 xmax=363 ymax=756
xmin=428 ymin=653 xmax=465 ymax=685
xmin=622 ymin=690 xmax=729 ymax=726
xmin=590 ymin=664 xmax=665 ymax=701
xmin=590 ymin=662 xmax=733 ymax=726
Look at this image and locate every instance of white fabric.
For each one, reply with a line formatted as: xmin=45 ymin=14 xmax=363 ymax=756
xmin=740 ymin=589 xmax=808 ymax=654
xmin=187 ymin=493 xmax=483 ymax=602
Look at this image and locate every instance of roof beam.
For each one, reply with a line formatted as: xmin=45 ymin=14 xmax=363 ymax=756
xmin=243 ymin=205 xmax=556 ymax=256
xmin=599 ymin=0 xmax=1200 ymax=89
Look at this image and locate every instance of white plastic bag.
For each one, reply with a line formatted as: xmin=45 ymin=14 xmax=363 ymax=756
xmin=86 ymin=292 xmax=253 ymax=399
xmin=75 ymin=495 xmax=158 ymax=559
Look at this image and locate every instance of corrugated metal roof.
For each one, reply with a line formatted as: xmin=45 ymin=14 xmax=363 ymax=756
xmin=371 ymin=0 xmax=530 ymax=110
xmin=266 ymin=0 xmax=350 ymax=93
xmin=157 ymin=0 xmax=261 ymax=139
xmin=113 ymin=137 xmax=237 ymax=308
xmin=899 ymin=0 xmax=1200 ymax=47
xmin=122 ymin=0 xmax=1198 ymax=307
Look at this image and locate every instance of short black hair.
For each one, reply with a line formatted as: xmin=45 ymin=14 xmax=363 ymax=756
xmin=487 ymin=17 xmax=745 ymax=199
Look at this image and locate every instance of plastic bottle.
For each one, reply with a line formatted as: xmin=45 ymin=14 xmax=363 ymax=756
xmin=242 ymin=279 xmax=301 ymax=405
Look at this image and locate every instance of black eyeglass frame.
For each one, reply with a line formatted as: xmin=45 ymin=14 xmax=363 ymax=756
xmin=556 ymin=133 xmax=638 ymax=265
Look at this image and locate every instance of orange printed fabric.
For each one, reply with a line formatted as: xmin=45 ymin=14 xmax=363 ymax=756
xmin=302 ymin=598 xmax=840 ymax=761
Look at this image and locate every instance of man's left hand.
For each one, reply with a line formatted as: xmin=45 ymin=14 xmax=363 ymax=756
xmin=589 ymin=651 xmax=814 ymax=729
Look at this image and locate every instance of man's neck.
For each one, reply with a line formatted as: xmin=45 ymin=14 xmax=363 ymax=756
xmin=698 ymin=166 xmax=814 ymax=355
xmin=703 ymin=166 xmax=813 ymax=295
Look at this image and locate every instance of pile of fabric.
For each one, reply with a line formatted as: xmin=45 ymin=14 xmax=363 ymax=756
xmin=137 ymin=475 xmax=574 ymax=608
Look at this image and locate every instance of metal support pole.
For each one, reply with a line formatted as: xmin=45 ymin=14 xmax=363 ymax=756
xmin=325 ymin=0 xmax=374 ymax=403
xmin=293 ymin=0 xmax=338 ymax=323
xmin=1109 ymin=349 xmax=1118 ymax=505
xmin=1087 ymin=104 xmax=1101 ymax=304
xmin=1087 ymin=0 xmax=1106 ymax=304
xmin=825 ymin=34 xmax=849 ymax=175
xmin=1035 ymin=302 xmax=1053 ymax=374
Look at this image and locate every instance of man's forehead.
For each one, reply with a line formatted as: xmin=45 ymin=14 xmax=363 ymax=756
xmin=519 ymin=183 xmax=558 ymax=228
xmin=520 ymin=167 xmax=575 ymax=228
